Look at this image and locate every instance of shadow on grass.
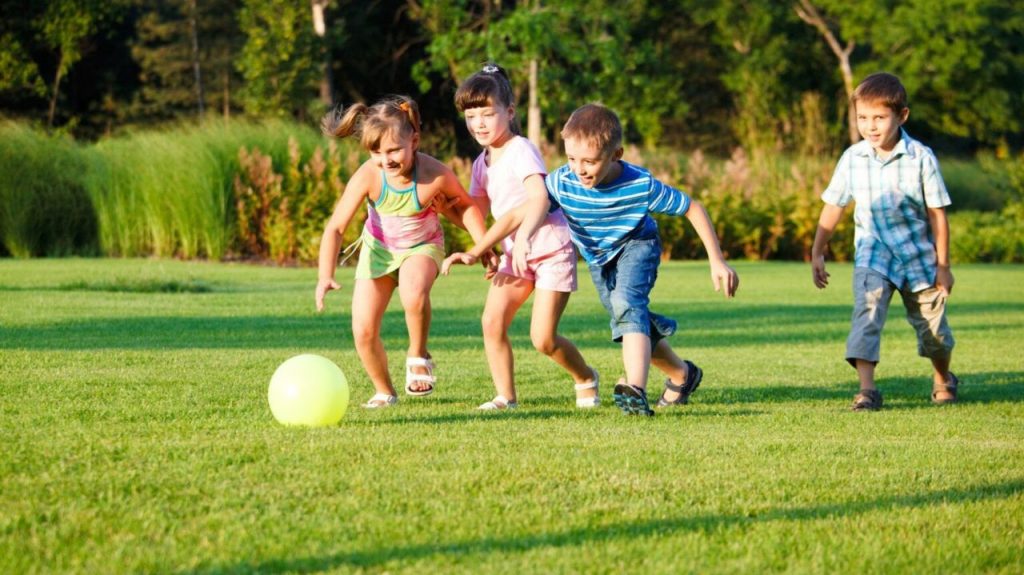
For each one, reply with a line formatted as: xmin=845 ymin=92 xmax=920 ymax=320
xmin=691 ymin=373 xmax=1024 ymax=407
xmin=3 ymin=300 xmax=1021 ymax=357
xmin=345 ymin=405 xmax=770 ymax=426
xmin=863 ymin=373 xmax=1024 ymax=409
xmin=346 ymin=408 xmax=593 ymax=426
xmin=0 ymin=304 xmax=851 ymax=351
xmin=187 ymin=478 xmax=1024 ymax=574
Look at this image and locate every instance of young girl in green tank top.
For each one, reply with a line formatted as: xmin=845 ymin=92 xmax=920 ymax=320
xmin=316 ymin=96 xmax=488 ymax=408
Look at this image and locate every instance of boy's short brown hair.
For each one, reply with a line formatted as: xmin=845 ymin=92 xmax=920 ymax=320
xmin=851 ymin=72 xmax=908 ymax=113
xmin=561 ymin=103 xmax=622 ymax=154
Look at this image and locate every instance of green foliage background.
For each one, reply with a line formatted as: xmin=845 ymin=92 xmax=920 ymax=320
xmin=1 ymin=1 xmax=1022 ymax=263
xmin=1 ymin=0 xmax=1021 ymax=152
xmin=2 ymin=121 xmax=1022 ymax=263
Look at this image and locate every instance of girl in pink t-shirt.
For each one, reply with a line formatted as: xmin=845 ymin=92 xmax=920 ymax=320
xmin=447 ymin=64 xmax=598 ymax=410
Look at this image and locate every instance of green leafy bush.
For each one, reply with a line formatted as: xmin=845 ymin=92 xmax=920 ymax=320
xmin=1 ymin=120 xmax=1019 ymax=264
xmin=233 ymin=137 xmax=360 ymax=264
xmin=950 ymin=202 xmax=1024 ymax=263
xmin=641 ymin=147 xmax=853 ymax=262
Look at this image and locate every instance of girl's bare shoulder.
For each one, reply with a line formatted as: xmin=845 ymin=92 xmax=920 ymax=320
xmin=416 ymin=153 xmax=460 ymax=190
xmin=346 ymin=159 xmax=381 ymax=196
xmin=415 ymin=153 xmax=456 ymax=180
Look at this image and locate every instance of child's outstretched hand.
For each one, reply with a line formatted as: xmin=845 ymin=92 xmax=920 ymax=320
xmin=430 ymin=192 xmax=459 ymax=214
xmin=480 ymin=249 xmax=499 ymax=280
xmin=811 ymin=256 xmax=830 ymax=289
xmin=711 ymin=260 xmax=739 ymax=298
xmin=511 ymin=237 xmax=531 ymax=277
xmin=315 ymin=278 xmax=341 ymax=312
xmin=442 ymin=252 xmax=478 ymax=275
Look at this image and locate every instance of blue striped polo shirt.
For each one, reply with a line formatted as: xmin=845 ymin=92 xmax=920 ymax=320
xmin=822 ymin=129 xmax=951 ymax=292
xmin=545 ymin=161 xmax=691 ymax=265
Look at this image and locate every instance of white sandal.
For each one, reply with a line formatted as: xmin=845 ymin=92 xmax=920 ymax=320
xmin=405 ymin=357 xmax=436 ymax=397
xmin=575 ymin=367 xmax=600 ymax=408
xmin=363 ymin=393 xmax=397 ymax=409
xmin=478 ymin=395 xmax=518 ymax=410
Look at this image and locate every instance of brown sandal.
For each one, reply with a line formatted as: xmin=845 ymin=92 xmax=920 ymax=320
xmin=657 ymin=360 xmax=703 ymax=406
xmin=932 ymin=373 xmax=960 ymax=405
xmin=851 ymin=389 xmax=883 ymax=411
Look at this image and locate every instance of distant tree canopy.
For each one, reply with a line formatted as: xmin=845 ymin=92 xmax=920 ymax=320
xmin=0 ymin=0 xmax=1020 ymax=154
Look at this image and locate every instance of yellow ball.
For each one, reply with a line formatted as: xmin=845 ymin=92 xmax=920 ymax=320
xmin=268 ymin=354 xmax=349 ymax=426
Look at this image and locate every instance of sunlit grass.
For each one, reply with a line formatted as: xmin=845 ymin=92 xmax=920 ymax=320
xmin=0 ymin=259 xmax=1022 ymax=574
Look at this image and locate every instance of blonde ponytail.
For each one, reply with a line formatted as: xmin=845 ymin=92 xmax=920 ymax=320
xmin=321 ymin=96 xmax=422 ymax=151
xmin=321 ymin=103 xmax=368 ymax=139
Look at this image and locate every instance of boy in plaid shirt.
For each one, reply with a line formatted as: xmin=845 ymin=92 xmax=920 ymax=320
xmin=812 ymin=72 xmax=958 ymax=411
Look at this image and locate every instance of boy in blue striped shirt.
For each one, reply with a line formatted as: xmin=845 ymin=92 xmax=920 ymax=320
xmin=444 ymin=103 xmax=738 ymax=415
xmin=811 ymin=72 xmax=958 ymax=411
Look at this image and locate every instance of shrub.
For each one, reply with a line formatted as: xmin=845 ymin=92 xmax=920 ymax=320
xmin=233 ymin=137 xmax=361 ymax=264
xmin=639 ymin=147 xmax=853 ymax=262
xmin=950 ymin=201 xmax=1024 ymax=263
xmin=941 ymin=154 xmax=1019 ymax=212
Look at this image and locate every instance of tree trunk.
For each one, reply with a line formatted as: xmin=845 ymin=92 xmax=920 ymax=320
xmin=48 ymin=54 xmax=64 ymax=127
xmin=795 ymin=0 xmax=858 ymax=144
xmin=312 ymin=0 xmax=332 ymax=106
xmin=223 ymin=73 xmax=230 ymax=119
xmin=527 ymin=58 xmax=541 ymax=148
xmin=188 ymin=0 xmax=205 ymax=121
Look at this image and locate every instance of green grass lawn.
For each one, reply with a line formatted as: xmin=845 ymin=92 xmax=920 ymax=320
xmin=1 ymin=258 xmax=1022 ymax=574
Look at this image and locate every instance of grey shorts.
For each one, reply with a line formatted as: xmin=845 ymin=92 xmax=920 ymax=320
xmin=846 ymin=267 xmax=955 ymax=365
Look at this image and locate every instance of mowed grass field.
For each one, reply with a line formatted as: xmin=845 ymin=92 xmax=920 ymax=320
xmin=1 ymin=258 xmax=1022 ymax=574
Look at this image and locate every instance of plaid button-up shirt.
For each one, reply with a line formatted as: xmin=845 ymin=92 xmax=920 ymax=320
xmin=822 ymin=130 xmax=951 ymax=292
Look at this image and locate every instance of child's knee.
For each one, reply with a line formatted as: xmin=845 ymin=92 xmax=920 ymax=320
xmin=610 ymin=300 xmax=647 ymax=333
xmin=917 ymin=326 xmax=955 ymax=359
xmin=480 ymin=311 xmax=506 ymax=339
xmin=530 ymin=331 xmax=558 ymax=356
xmin=351 ymin=322 xmax=379 ymax=346
xmin=609 ymin=293 xmax=635 ymax=322
xmin=401 ymin=291 xmax=430 ymax=315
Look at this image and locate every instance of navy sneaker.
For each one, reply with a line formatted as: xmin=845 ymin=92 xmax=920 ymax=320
xmin=612 ymin=381 xmax=655 ymax=416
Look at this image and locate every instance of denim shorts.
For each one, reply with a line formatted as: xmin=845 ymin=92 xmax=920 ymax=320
xmin=588 ymin=233 xmax=677 ymax=345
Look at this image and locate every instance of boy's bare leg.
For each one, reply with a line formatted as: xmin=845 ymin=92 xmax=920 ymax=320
xmin=398 ymin=256 xmax=438 ymax=392
xmin=530 ymin=289 xmax=596 ymax=400
xmin=351 ymin=277 xmax=398 ymax=396
xmin=855 ymin=359 xmax=877 ymax=391
xmin=622 ymin=332 xmax=652 ymax=391
xmin=481 ymin=274 xmax=533 ymax=402
xmin=650 ymin=338 xmax=692 ymax=403
xmin=931 ymin=355 xmax=955 ymax=401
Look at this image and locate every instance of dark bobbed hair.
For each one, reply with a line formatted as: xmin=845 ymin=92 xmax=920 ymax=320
xmin=454 ymin=63 xmax=521 ymax=136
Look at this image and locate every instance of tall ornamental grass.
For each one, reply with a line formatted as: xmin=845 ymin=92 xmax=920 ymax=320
xmin=1 ymin=119 xmax=1021 ymax=262
xmin=86 ymin=120 xmax=335 ymax=259
xmin=0 ymin=122 xmax=97 ymax=257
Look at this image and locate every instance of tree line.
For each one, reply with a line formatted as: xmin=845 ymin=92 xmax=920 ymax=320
xmin=1 ymin=0 xmax=1021 ymax=156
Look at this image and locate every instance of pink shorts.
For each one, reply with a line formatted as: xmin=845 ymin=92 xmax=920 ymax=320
xmin=496 ymin=247 xmax=578 ymax=293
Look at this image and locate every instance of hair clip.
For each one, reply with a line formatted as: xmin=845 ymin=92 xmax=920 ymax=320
xmin=398 ymin=102 xmax=410 ymax=112
xmin=482 ymin=64 xmax=500 ymax=74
